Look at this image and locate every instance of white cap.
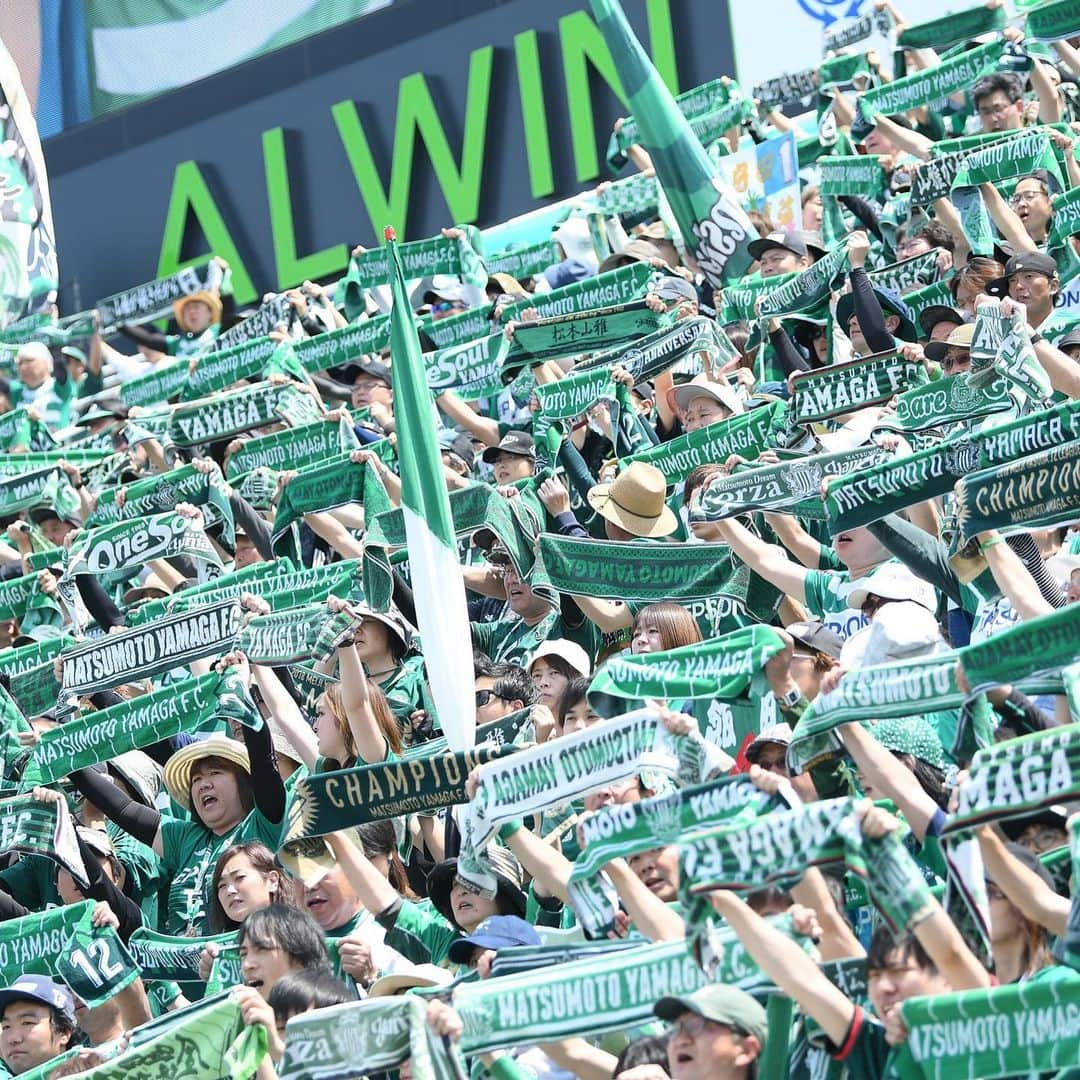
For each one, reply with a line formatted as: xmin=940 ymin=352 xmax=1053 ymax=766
xmin=840 ymin=601 xmax=949 ymax=668
xmin=846 ymin=563 xmax=937 ymax=612
xmin=524 ymin=638 xmax=591 ymax=679
xmin=552 ymin=215 xmax=597 ymax=265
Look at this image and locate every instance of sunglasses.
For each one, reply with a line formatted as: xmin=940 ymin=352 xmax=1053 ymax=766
xmin=475 ymin=689 xmax=508 ymax=708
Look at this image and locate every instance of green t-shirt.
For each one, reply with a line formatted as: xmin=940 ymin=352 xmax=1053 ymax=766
xmin=830 ymin=1006 xmax=898 ymax=1079
xmin=384 ymin=898 xmax=461 ymax=969
xmin=377 ymin=655 xmax=428 ymax=726
xmin=159 ymin=809 xmax=280 ymax=936
xmin=471 ymin=608 xmax=608 ymax=667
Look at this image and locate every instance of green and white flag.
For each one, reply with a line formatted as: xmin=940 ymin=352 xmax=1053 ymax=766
xmin=96 ymin=259 xmax=222 ymax=329
xmin=790 ymin=350 xmax=929 ymax=426
xmin=127 ymin=927 xmax=237 ymax=983
xmin=60 ymin=599 xmax=243 ymax=700
xmin=386 ymin=227 xmax=476 ymax=752
xmin=589 ymin=0 xmax=757 ymax=287
xmin=456 ymin=939 xmax=706 ymax=1054
xmin=896 ymin=974 xmax=1080 ymax=1079
xmin=279 ymin=995 xmax=461 ymax=1080
xmin=868 ymin=250 xmax=941 ymax=297
xmin=56 ymin=905 xmax=139 ymax=1008
xmin=757 ymin=245 xmax=851 ymax=320
xmin=224 ymin=415 xmax=358 ymax=477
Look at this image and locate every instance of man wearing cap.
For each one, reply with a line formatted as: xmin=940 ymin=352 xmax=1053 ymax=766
xmin=0 ymin=976 xmax=79 ymax=1075
xmin=924 ymin=322 xmax=974 ymax=376
xmin=840 ymin=232 xmax=919 ymax=355
xmin=653 ymin=984 xmax=766 ymax=1079
xmin=918 ymin=304 xmax=966 ymax=344
xmin=481 ymin=430 xmax=535 ymax=486
xmin=349 ymin=356 xmax=394 ymax=433
xmin=747 ymin=231 xmax=825 ymax=278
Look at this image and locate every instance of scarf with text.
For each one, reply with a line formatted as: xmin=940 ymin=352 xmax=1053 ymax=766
xmin=680 ymin=797 xmax=937 ymax=934
xmin=184 ymin=336 xmax=278 ymax=399
xmin=824 ymin=6 xmax=893 ymax=50
xmin=168 ymin=381 xmax=313 ymax=447
xmin=487 ymin=239 xmax=560 ymax=280
xmin=587 ymin=625 xmax=786 ymax=713
xmin=621 ymin=399 xmax=786 ymax=483
xmin=912 ymin=150 xmax=971 ymax=209
xmin=757 ymin=245 xmax=851 ymax=324
xmin=127 ymin=928 xmax=236 ymax=983
xmin=818 ymin=52 xmax=872 ymax=92
xmin=96 ymin=259 xmax=223 ymax=329
xmin=0 ymin=903 xmax=93 ymax=984
xmin=1049 ymin=182 xmax=1080 ymax=255
xmin=500 ymin=261 xmax=654 ymax=330
xmin=753 ymin=69 xmax=818 ymax=111
xmin=425 ymin=328 xmax=511 ymax=400
xmin=456 ymin=938 xmax=706 ymax=1054
xmin=970 ymin=303 xmax=1053 ymax=402
xmin=0 ymin=407 xmax=55 ymax=451
xmin=959 ymin=602 xmax=1080 ymax=697
xmin=119 ymin=358 xmax=190 ymax=408
xmin=534 ymin=364 xmax=616 ymax=421
xmin=21 ymin=671 xmax=230 ymax=786
xmin=895 ymin=973 xmax=1080 ymax=1080
xmin=279 ymin=746 xmax=515 ymax=856
xmin=271 ymin=454 xmax=391 ymax=558
xmin=868 ymin=250 xmax=942 ymax=298
xmin=896 ymin=3 xmax=1006 ymax=50
xmin=419 ymin=302 xmax=495 ymax=349
xmin=0 ymin=794 xmax=88 ymax=887
xmin=693 ymin=444 xmax=887 ymax=521
xmin=819 ymin=157 xmax=887 ymax=199
xmin=824 ymin=398 xmax=1080 ymax=531
xmin=0 ymin=466 xmax=79 ymax=518
xmin=720 ymin=271 xmax=797 ymax=324
xmin=224 ymin=415 xmax=358 ymax=477
xmin=567 ymin=774 xmax=771 ymax=935
xmin=350 ymin=231 xmax=485 ymax=291
xmin=790 ymin=351 xmax=929 ymax=426
xmin=235 ymin=603 xmax=354 ymax=665
xmin=278 ymin=995 xmax=460 ymax=1080
xmin=59 ymin=599 xmax=243 ymax=701
xmin=214 ymin=295 xmax=294 ymax=354
xmin=1028 ymin=0 xmax=1080 ymax=42
xmin=875 ymin=372 xmax=1014 ymax=433
xmin=292 ymin=316 xmax=393 ymax=375
xmin=955 ymin=438 xmax=1080 ymax=542
xmin=55 ymin=904 xmax=139 ymax=1008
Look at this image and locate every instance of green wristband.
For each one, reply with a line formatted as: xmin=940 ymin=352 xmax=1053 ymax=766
xmin=498 ymin=818 xmax=525 ymax=842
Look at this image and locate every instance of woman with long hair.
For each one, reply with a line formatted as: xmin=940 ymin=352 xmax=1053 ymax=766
xmin=209 ymin=841 xmax=294 ymax=933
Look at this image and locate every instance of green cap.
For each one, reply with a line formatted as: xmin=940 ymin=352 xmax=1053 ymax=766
xmin=654 ymin=984 xmax=767 ymax=1046
xmin=870 ymin=715 xmax=945 ymax=770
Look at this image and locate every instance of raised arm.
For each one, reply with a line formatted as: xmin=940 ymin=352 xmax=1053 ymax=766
xmin=712 ymin=516 xmax=810 ymax=604
xmin=251 ymin=662 xmax=319 ymax=771
xmin=336 ymin=623 xmax=392 ymax=764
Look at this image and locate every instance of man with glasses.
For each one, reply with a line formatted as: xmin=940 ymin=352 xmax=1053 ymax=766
xmin=924 ymin=322 xmax=974 ymax=376
xmin=473 ymin=657 xmax=535 ymax=725
xmin=972 ymin=73 xmax=1026 ymax=133
xmin=652 ymin=984 xmax=767 ymax=1080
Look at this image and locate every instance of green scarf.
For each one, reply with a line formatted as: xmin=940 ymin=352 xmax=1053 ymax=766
xmin=896 ymin=972 xmax=1080 ymax=1079
xmin=95 ymin=259 xmax=222 ymax=329
xmin=868 ymin=250 xmax=942 ymax=297
xmin=758 ymin=245 xmax=851 ymax=320
xmin=1049 ymin=183 xmax=1080 ymax=252
xmin=224 ymin=416 xmax=359 ymax=478
xmin=271 ymin=454 xmax=391 ymax=557
xmin=291 ymin=317 xmax=393 ymax=375
xmin=607 ymin=78 xmax=733 ymax=168
xmin=214 ymin=295 xmax=293 ymax=353
xmin=720 ymin=271 xmax=797 ymax=324
xmin=60 ymin=599 xmax=243 ymax=699
xmin=622 ymin=400 xmax=786 ymax=484
xmin=456 ymin=939 xmax=706 ymax=1054
xmin=944 ymin=723 xmax=1080 ymax=839
xmin=955 ymin=438 xmax=1080 ymax=542
xmin=425 ymin=329 xmax=511 ymax=400
xmin=127 ymin=928 xmax=237 ymax=982
xmin=818 ymin=52 xmax=872 ymax=91
xmin=824 ymin=7 xmax=892 ymax=50
xmin=0 ymin=902 xmax=93 ymax=983
xmin=119 ymin=358 xmax=190 ymax=408
xmin=876 ymin=373 xmax=1014 ymax=433
xmin=55 ymin=905 xmax=139 ymax=1008
xmin=974 ymin=306 xmax=1052 ymax=403
xmin=594 ymin=171 xmax=660 ymax=218
xmin=693 ymin=445 xmax=887 ymax=521
xmin=854 ymin=39 xmax=1004 ymax=130
xmin=0 ymin=794 xmax=88 ymax=886
xmin=22 ymin=671 xmax=227 ymax=786
xmin=788 ymin=655 xmax=962 ymax=773
xmin=501 ymin=262 xmax=654 ymax=330
xmin=896 ymin=4 xmax=1007 ymax=50
xmin=65 ymin=511 xmax=221 ymax=580
xmin=0 ymin=634 xmax=71 ymax=681
xmin=903 ymin=279 xmax=957 ymax=329
xmin=235 ymin=603 xmax=353 ymax=665
xmin=0 ymin=569 xmax=40 ymax=620
xmin=168 ymin=381 xmax=308 ymax=446
xmin=0 ymin=407 xmax=55 ymax=451
xmin=576 ymin=316 xmax=737 ymax=383
xmin=824 ymin=398 xmax=1080 ymax=531
xmin=538 ymin=534 xmax=749 ymax=603
xmin=1028 ymin=0 xmax=1080 ymax=41
xmin=819 ymin=157 xmax=887 ymax=199
xmin=184 ymin=337 xmax=278 ymax=399
xmin=419 ymin=302 xmax=495 ymax=349
xmin=587 ymin=625 xmax=785 ymax=709
xmin=487 ymin=239 xmax=560 ymax=280
xmin=278 ymin=995 xmax=461 ymax=1080
xmin=0 ymin=466 xmax=78 ymax=517
xmin=510 ymin=301 xmax=668 ymax=368
xmin=959 ymin=603 xmax=1080 ymax=697
xmin=280 ymin=746 xmax=515 ymax=851
xmin=534 ymin=365 xmax=616 ymax=421
xmin=753 ymin=69 xmax=818 ymax=111
xmin=349 ymin=232 xmax=484 ymax=290
xmin=791 ymin=351 xmax=929 ymax=426
xmin=567 ymin=774 xmax=769 ymax=935
xmin=912 ymin=150 xmax=970 ymax=209
xmin=7 ymin=657 xmax=59 ymax=725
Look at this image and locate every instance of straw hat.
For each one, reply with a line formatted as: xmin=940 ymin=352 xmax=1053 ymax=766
xmin=366 ymin=963 xmax=453 ymax=998
xmin=587 ymin=461 xmax=678 ymax=539
xmin=163 ymin=735 xmax=250 ymax=809
xmin=173 ymin=290 xmax=223 ymax=327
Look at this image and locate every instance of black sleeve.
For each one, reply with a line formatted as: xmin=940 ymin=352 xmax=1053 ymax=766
xmin=850 ymin=267 xmax=895 ymax=353
xmin=1004 ymin=533 xmax=1068 ymax=609
xmin=556 ymin=438 xmax=598 ymax=508
xmin=77 ymin=837 xmax=143 ymax=942
xmin=769 ymin=326 xmax=811 ymax=375
xmin=866 ymin=514 xmax=962 ymax=607
xmin=118 ymin=323 xmax=169 ymax=352
xmin=391 ymin=571 xmax=417 ymax=628
xmin=270 ymin=664 xmax=306 ymax=710
xmin=993 ymin=689 xmax=1061 ymax=733
xmin=76 ymin=575 xmax=125 ymax=631
xmin=839 ymin=195 xmax=883 ymax=242
xmin=0 ymin=889 xmax=30 ymax=922
xmin=51 ymin=351 xmax=70 ymax=387
xmin=299 ymin=313 xmax=325 ymax=338
xmin=228 ymin=491 xmax=274 ymax=562
xmin=240 ymin=721 xmax=286 ymax=825
xmin=68 ymin=768 xmax=160 ymax=848
xmin=88 ymin=689 xmax=124 ymax=711
xmin=309 ymin=374 xmax=353 ymax=404
xmin=553 ymin=510 xmax=589 ymax=540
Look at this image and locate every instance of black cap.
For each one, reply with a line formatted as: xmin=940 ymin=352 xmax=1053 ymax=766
xmin=986 ymin=252 xmax=1060 ymax=297
xmin=747 ymin=230 xmax=826 ymax=262
xmin=917 ymin=304 xmax=965 ymax=340
xmin=349 ymin=356 xmax=392 ymax=387
xmin=786 ymin=620 xmax=844 ymax=660
xmin=482 ymin=430 xmax=536 ymax=463
xmin=439 ymin=429 xmax=475 ymax=471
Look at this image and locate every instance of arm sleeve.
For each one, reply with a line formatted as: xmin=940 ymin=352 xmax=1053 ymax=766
xmin=76 ymin=575 xmax=125 ymax=631
xmin=239 ymin=720 xmax=286 ymax=825
xmin=0 ymin=889 xmax=30 ymax=922
xmin=556 ymin=438 xmax=598 ymax=507
xmin=849 ymin=267 xmax=895 ymax=354
xmin=839 ymin=195 xmax=884 ymax=242
xmin=118 ymin=324 xmax=169 ymax=352
xmin=769 ymin=326 xmax=811 ymax=375
xmin=228 ymin=491 xmax=274 ymax=562
xmin=993 ymin=689 xmax=1060 ymax=733
xmin=68 ymin=768 xmax=160 ymax=848
xmin=866 ymin=514 xmax=961 ymax=607
xmin=77 ymin=837 xmax=143 ymax=942
xmin=553 ymin=510 xmax=589 ymax=540
xmin=1005 ymin=533 xmax=1068 ymax=609
xmin=391 ymin=571 xmax=417 ymax=628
